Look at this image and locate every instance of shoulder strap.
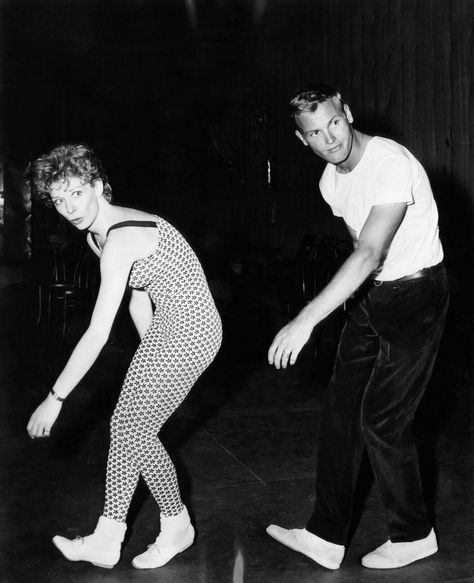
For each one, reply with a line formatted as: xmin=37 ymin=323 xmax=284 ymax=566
xmin=90 ymin=232 xmax=101 ymax=251
xmin=106 ymin=220 xmax=158 ymax=237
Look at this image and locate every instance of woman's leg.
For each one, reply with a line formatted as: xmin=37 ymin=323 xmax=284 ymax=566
xmin=103 ymin=315 xmax=221 ymax=521
xmin=102 ymin=408 xmax=141 ymax=522
xmin=102 ymin=346 xmax=150 ymax=522
xmin=127 ymin=327 xmax=220 ymax=569
xmin=51 ymin=343 xmax=149 ymax=567
xmin=127 ymin=339 xmax=216 ymax=516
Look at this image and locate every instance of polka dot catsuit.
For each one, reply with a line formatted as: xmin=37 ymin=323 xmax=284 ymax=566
xmin=95 ymin=217 xmax=222 ymax=522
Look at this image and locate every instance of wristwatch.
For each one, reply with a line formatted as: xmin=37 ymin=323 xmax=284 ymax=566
xmin=50 ymin=389 xmax=65 ymax=402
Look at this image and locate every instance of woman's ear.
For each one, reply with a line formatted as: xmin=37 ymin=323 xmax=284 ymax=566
xmin=93 ymin=179 xmax=104 ymax=198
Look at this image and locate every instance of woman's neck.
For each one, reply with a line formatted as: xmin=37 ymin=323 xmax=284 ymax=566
xmin=87 ymin=199 xmax=118 ymax=238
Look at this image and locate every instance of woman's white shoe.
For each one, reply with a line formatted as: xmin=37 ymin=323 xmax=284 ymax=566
xmin=132 ymin=524 xmax=195 ymax=569
xmin=132 ymin=506 xmax=195 ymax=569
xmin=52 ymin=515 xmax=127 ymax=569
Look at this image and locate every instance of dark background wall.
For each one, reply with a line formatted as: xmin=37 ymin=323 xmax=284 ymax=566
xmin=1 ymin=0 xmax=472 ymax=273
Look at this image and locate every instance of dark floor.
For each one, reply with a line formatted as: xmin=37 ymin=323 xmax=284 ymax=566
xmin=1 ymin=261 xmax=474 ymax=583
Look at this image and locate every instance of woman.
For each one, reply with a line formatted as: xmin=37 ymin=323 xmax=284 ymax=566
xmin=26 ymin=143 xmax=222 ymax=569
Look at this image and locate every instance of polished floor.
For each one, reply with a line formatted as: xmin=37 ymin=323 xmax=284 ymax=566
xmin=1 ymin=261 xmax=473 ymax=583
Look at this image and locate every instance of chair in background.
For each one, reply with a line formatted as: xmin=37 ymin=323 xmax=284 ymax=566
xmin=288 ymin=234 xmax=351 ymax=375
xmin=291 ymin=234 xmax=341 ymax=308
xmin=36 ymin=241 xmax=99 ymax=336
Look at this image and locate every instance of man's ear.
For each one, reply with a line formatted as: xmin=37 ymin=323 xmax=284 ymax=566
xmin=93 ymin=179 xmax=104 ymax=197
xmin=295 ymin=129 xmax=308 ymax=146
xmin=343 ymin=103 xmax=354 ymax=124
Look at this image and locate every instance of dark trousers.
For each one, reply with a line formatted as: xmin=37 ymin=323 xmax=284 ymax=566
xmin=306 ymin=264 xmax=449 ymax=545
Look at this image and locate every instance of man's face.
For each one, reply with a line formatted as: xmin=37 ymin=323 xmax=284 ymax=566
xmin=49 ymin=176 xmax=102 ymax=230
xmin=295 ymin=97 xmax=354 ymax=166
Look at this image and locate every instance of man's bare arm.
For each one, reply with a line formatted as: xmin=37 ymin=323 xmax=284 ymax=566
xmin=268 ymin=202 xmax=407 ymax=369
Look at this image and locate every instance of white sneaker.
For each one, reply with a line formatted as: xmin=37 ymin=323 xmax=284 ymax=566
xmin=361 ymin=528 xmax=438 ymax=569
xmin=132 ymin=524 xmax=195 ymax=569
xmin=266 ymin=525 xmax=344 ymax=570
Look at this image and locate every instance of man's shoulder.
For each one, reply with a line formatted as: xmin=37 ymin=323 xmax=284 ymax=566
xmin=369 ymin=136 xmax=409 ymax=157
xmin=366 ymin=137 xmax=419 ymax=174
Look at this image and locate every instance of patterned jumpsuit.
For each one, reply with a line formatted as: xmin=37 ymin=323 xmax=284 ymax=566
xmin=93 ymin=217 xmax=222 ymax=522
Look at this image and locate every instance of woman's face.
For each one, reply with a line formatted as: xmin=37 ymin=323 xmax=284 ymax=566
xmin=49 ymin=176 xmax=102 ymax=230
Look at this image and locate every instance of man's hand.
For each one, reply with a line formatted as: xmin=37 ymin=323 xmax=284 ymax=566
xmin=268 ymin=316 xmax=314 ymax=369
xmin=268 ymin=203 xmax=408 ymax=371
xmin=27 ymin=395 xmax=63 ymax=439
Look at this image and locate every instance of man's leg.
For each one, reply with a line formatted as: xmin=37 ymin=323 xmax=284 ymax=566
xmin=361 ymin=270 xmax=449 ymax=543
xmin=306 ymin=292 xmax=380 ymax=545
xmin=268 ymin=268 xmax=448 ymax=568
xmin=266 ymin=293 xmax=379 ymax=569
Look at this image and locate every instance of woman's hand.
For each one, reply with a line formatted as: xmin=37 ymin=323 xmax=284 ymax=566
xmin=27 ymin=394 xmax=63 ymax=439
xmin=268 ymin=315 xmax=314 ymax=369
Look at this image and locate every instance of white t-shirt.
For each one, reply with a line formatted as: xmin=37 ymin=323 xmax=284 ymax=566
xmin=319 ymin=136 xmax=443 ymax=280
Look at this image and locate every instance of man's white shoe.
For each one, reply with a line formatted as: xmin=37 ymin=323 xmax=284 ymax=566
xmin=361 ymin=528 xmax=438 ymax=569
xmin=132 ymin=524 xmax=195 ymax=569
xmin=266 ymin=525 xmax=344 ymax=570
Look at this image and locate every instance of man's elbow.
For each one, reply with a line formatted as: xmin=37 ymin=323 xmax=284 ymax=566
xmin=358 ymin=246 xmax=384 ymax=273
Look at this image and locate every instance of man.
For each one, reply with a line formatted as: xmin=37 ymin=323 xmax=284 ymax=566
xmin=266 ymin=84 xmax=448 ymax=570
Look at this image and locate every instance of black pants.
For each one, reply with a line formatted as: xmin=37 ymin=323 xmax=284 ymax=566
xmin=306 ymin=264 xmax=449 ymax=545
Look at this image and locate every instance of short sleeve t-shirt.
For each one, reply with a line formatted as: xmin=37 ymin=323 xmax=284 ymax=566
xmin=319 ymin=136 xmax=443 ymax=280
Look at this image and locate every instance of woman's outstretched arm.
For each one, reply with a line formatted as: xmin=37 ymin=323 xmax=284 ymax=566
xmin=27 ymin=236 xmax=136 ymax=439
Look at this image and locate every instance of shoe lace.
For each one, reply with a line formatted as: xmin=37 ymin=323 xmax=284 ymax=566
xmin=146 ymin=535 xmax=174 ymax=555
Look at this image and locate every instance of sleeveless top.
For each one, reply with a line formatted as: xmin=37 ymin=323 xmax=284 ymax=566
xmin=90 ymin=217 xmax=217 ymax=319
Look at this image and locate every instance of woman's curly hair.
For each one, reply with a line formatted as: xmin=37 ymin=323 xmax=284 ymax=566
xmin=28 ymin=143 xmax=112 ymax=203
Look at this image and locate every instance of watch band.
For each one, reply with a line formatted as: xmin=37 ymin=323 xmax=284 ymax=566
xmin=50 ymin=389 xmax=65 ymax=402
